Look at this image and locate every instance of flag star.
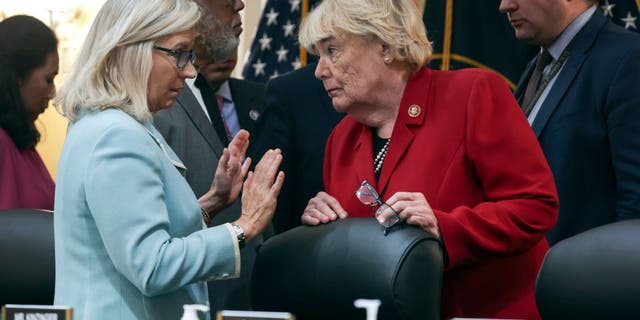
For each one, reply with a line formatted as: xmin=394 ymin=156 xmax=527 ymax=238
xmin=253 ymin=59 xmax=267 ymax=76
xmin=600 ymin=0 xmax=615 ymax=18
xmin=621 ymin=11 xmax=637 ymax=30
xmin=290 ymin=0 xmax=301 ymax=12
xmin=291 ymin=57 xmax=302 ymax=70
xmin=276 ymin=45 xmax=289 ymax=63
xmin=258 ymin=33 xmax=273 ymax=51
xmin=265 ymin=8 xmax=279 ymax=26
xmin=270 ymin=70 xmax=280 ymax=79
xmin=283 ymin=20 xmax=296 ymax=37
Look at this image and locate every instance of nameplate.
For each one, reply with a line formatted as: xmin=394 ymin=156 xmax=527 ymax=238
xmin=217 ymin=310 xmax=296 ymax=320
xmin=1 ymin=305 xmax=72 ymax=320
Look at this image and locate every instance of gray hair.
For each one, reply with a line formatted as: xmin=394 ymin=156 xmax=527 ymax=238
xmin=299 ymin=0 xmax=432 ymax=72
xmin=56 ymin=0 xmax=200 ymax=121
xmin=195 ymin=2 xmax=240 ymax=63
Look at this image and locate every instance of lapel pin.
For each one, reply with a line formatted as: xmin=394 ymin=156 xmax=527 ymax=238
xmin=249 ymin=109 xmax=260 ymax=121
xmin=408 ymin=104 xmax=421 ymax=118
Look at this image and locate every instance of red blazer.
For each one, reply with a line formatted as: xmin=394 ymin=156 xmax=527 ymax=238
xmin=324 ymin=68 xmax=558 ymax=319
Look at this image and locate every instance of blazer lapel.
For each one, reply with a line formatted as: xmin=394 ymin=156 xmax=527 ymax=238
xmin=229 ymin=79 xmax=261 ymax=133
xmin=176 ymin=87 xmax=225 ymax=157
xmin=353 ymin=125 xmax=377 ymax=189
xmin=377 ymin=68 xmax=429 ymax=195
xmin=531 ymin=12 xmax=605 ymax=137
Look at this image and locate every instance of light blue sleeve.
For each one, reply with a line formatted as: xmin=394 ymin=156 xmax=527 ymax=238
xmin=83 ymin=122 xmax=240 ymax=296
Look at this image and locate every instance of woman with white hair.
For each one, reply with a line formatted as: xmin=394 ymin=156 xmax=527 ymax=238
xmin=299 ymin=0 xmax=557 ymax=318
xmin=53 ymin=0 xmax=284 ymax=319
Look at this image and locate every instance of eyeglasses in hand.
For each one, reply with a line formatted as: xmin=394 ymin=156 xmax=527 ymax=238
xmin=153 ymin=45 xmax=196 ymax=70
xmin=355 ymin=180 xmax=402 ymax=235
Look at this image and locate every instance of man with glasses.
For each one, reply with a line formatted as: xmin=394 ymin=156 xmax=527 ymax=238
xmin=154 ymin=0 xmax=265 ymax=315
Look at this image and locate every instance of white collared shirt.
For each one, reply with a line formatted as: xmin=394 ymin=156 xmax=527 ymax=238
xmin=527 ymin=6 xmax=597 ymax=125
xmin=186 ymin=78 xmax=241 ymax=138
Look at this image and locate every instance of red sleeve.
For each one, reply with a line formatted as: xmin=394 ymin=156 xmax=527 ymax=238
xmin=435 ymin=71 xmax=558 ymax=269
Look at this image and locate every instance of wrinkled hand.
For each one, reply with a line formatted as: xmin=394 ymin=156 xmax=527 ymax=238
xmin=385 ymin=192 xmax=440 ymax=238
xmin=236 ymin=149 xmax=285 ymax=241
xmin=201 ymin=130 xmax=251 ymax=215
xmin=301 ymin=192 xmax=348 ymax=225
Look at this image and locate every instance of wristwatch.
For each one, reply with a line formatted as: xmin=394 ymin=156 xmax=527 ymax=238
xmin=230 ymin=223 xmax=246 ymax=249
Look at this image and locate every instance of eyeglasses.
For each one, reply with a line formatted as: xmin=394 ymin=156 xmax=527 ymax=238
xmin=355 ymin=180 xmax=402 ymax=235
xmin=153 ymin=45 xmax=196 ymax=70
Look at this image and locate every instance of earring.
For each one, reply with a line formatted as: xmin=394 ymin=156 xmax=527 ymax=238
xmin=384 ymin=57 xmax=392 ymax=64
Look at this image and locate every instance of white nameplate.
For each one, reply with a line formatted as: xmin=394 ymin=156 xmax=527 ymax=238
xmin=216 ymin=310 xmax=296 ymax=320
xmin=1 ymin=305 xmax=72 ymax=320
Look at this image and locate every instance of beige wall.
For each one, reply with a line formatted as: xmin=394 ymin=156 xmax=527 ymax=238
xmin=1 ymin=0 xmax=265 ymax=179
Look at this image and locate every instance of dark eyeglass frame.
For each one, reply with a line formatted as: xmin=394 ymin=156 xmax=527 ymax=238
xmin=355 ymin=180 xmax=403 ymax=236
xmin=153 ymin=45 xmax=196 ymax=70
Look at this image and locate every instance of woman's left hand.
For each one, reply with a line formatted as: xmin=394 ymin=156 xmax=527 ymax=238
xmin=385 ymin=192 xmax=440 ymax=238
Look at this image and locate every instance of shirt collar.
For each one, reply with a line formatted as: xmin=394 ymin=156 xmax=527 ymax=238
xmin=215 ymin=80 xmax=232 ymax=103
xmin=546 ymin=5 xmax=596 ymax=60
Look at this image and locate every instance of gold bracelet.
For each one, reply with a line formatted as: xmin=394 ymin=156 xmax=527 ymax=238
xmin=201 ymin=207 xmax=212 ymax=226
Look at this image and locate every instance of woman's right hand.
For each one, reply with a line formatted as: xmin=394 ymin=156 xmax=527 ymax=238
xmin=234 ymin=149 xmax=285 ymax=242
xmin=301 ymin=192 xmax=348 ymax=225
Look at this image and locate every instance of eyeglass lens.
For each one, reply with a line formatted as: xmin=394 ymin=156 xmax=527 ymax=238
xmin=154 ymin=46 xmax=195 ymax=69
xmin=178 ymin=51 xmax=196 ymax=69
xmin=375 ymin=203 xmax=401 ymax=228
xmin=355 ymin=180 xmax=381 ymax=206
xmin=355 ymin=180 xmax=402 ymax=233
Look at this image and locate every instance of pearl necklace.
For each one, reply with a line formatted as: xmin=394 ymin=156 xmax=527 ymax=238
xmin=374 ymin=138 xmax=390 ymax=174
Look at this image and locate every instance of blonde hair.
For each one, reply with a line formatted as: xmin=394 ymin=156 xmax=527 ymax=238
xmin=56 ymin=0 xmax=200 ymax=122
xmin=299 ymin=0 xmax=432 ymax=73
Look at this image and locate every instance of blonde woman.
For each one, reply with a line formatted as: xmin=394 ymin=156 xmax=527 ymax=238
xmin=53 ymin=0 xmax=283 ymax=319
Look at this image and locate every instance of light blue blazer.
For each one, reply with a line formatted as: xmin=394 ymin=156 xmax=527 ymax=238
xmin=54 ymin=108 xmax=241 ymax=320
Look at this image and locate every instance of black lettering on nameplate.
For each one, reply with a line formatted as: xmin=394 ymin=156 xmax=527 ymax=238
xmin=1 ymin=305 xmax=72 ymax=320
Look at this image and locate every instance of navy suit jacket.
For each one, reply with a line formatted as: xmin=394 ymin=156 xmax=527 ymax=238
xmin=514 ymin=11 xmax=640 ymax=244
xmin=250 ymin=64 xmax=344 ymax=234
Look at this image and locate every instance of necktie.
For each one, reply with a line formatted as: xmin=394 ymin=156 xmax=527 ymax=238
xmin=216 ymin=94 xmax=233 ymax=140
xmin=521 ymin=50 xmax=552 ymax=116
xmin=194 ymin=74 xmax=230 ymax=145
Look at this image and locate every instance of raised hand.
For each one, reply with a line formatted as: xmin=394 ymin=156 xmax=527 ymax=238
xmin=235 ymin=149 xmax=285 ymax=241
xmin=199 ymin=130 xmax=251 ymax=218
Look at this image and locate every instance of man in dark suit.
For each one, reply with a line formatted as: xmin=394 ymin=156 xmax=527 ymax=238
xmin=153 ymin=0 xmax=264 ymax=315
xmin=250 ymin=64 xmax=344 ymax=234
xmin=500 ymin=0 xmax=640 ymax=244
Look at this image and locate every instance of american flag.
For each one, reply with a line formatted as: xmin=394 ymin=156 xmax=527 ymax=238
xmin=600 ymin=0 xmax=639 ymax=32
xmin=242 ymin=0 xmax=319 ymax=82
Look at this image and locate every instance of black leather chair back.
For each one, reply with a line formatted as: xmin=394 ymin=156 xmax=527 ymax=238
xmin=0 ymin=209 xmax=55 ymax=306
xmin=536 ymin=219 xmax=640 ymax=319
xmin=251 ymin=219 xmax=443 ymax=320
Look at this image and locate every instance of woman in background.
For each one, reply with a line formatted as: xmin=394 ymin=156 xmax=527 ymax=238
xmin=0 ymin=15 xmax=58 ymax=210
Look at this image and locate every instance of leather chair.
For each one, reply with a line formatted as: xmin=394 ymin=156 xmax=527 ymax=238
xmin=251 ymin=219 xmax=444 ymax=320
xmin=0 ymin=209 xmax=55 ymax=306
xmin=536 ymin=219 xmax=640 ymax=319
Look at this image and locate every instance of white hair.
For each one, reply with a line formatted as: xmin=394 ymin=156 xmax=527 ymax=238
xmin=299 ymin=0 xmax=432 ymax=72
xmin=56 ymin=0 xmax=200 ymax=121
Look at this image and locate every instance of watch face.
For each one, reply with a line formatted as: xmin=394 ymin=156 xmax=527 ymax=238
xmin=231 ymin=223 xmax=246 ymax=248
